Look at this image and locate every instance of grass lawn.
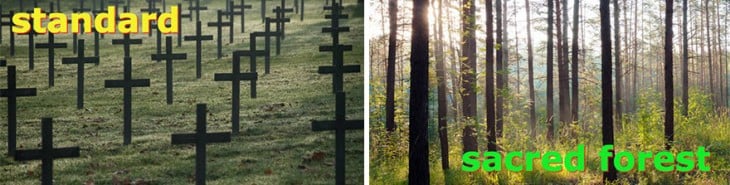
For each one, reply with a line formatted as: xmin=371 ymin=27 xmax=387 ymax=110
xmin=0 ymin=0 xmax=364 ymax=184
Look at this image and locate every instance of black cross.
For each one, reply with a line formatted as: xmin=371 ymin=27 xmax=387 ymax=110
xmin=14 ymin=118 xmax=81 ymax=185
xmin=181 ymin=0 xmax=193 ymax=21
xmin=104 ymin=57 xmax=151 ymax=145
xmin=108 ymin=0 xmax=124 ymax=8
xmin=112 ymin=34 xmax=143 ymax=57
xmin=1 ymin=66 xmax=38 ymax=156
xmin=267 ymin=15 xmax=289 ymax=56
xmin=177 ymin=3 xmax=185 ymax=47
xmin=311 ymin=92 xmax=364 ymax=185
xmin=24 ymin=17 xmax=37 ymax=70
xmin=272 ymin=6 xmax=293 ymax=40
xmin=151 ymin=20 xmax=166 ymax=62
xmin=0 ymin=10 xmax=13 ymax=56
xmin=171 ymin=104 xmax=231 ymax=185
xmin=152 ymin=37 xmax=187 ymax=105
xmin=62 ymin=40 xmax=99 ymax=109
xmin=231 ymin=0 xmax=251 ymax=33
xmin=92 ymin=0 xmax=107 ymax=40
xmin=73 ymin=0 xmax=92 ymax=13
xmin=184 ymin=21 xmax=213 ymax=79
xmin=319 ymin=44 xmax=355 ymax=93
xmin=207 ymin=10 xmax=232 ymax=59
xmin=36 ymin=32 xmax=68 ymax=87
xmin=189 ymin=0 xmax=208 ymax=21
xmin=221 ymin=1 xmax=239 ymax=42
xmin=260 ymin=0 xmax=265 ymax=22
xmin=55 ymin=0 xmax=61 ymax=12
xmin=250 ymin=19 xmax=278 ymax=74
xmin=299 ymin=0 xmax=304 ymax=21
xmin=73 ymin=0 xmax=91 ymax=54
xmin=141 ymin=0 xmax=160 ymax=14
xmin=214 ymin=51 xmax=259 ymax=135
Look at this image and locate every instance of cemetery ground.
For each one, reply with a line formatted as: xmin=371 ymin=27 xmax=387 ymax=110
xmin=0 ymin=0 xmax=364 ymax=184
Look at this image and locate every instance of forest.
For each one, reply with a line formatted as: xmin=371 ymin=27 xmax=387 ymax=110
xmin=368 ymin=0 xmax=730 ymax=184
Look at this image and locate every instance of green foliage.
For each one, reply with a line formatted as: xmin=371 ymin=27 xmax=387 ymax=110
xmin=370 ymin=83 xmax=730 ymax=184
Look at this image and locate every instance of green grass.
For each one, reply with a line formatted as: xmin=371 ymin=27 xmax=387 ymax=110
xmin=0 ymin=0 xmax=364 ymax=184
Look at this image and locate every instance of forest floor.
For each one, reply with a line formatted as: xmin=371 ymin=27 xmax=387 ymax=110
xmin=0 ymin=0 xmax=364 ymax=184
xmin=370 ymin=80 xmax=730 ymax=184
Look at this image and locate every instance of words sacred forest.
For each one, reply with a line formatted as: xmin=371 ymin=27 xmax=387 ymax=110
xmin=369 ymin=0 xmax=730 ymax=184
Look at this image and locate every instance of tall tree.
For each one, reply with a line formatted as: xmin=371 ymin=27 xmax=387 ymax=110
xmin=664 ymin=0 xmax=674 ymax=150
xmin=385 ymin=0 xmax=397 ymax=132
xmin=600 ymin=0 xmax=617 ymax=181
xmin=435 ymin=0 xmax=449 ymax=170
xmin=408 ymin=0 xmax=429 ymax=182
xmin=705 ymin=0 xmax=714 ymax=105
xmin=525 ymin=0 xmax=537 ymax=138
xmin=557 ymin=0 xmax=571 ymax=126
xmin=547 ymin=0 xmax=555 ymax=141
xmin=571 ymin=0 xmax=579 ymax=122
xmin=613 ymin=0 xmax=622 ymax=130
xmin=461 ymin=0 xmax=479 ymax=152
xmin=486 ymin=0 xmax=498 ymax=152
xmin=682 ymin=0 xmax=689 ymax=116
xmin=495 ymin=0 xmax=504 ymax=138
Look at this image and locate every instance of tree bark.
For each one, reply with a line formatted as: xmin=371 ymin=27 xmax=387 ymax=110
xmin=408 ymin=0 xmax=429 ymax=183
xmin=525 ymin=0 xmax=537 ymax=138
xmin=385 ymin=0 xmax=397 ymax=132
xmin=613 ymin=0 xmax=622 ymax=131
xmin=682 ymin=0 xmax=689 ymax=116
xmin=664 ymin=0 xmax=675 ymax=151
xmin=495 ymin=0 xmax=504 ymax=138
xmin=547 ymin=0 xmax=555 ymax=141
xmin=600 ymin=0 xmax=617 ymax=181
xmin=461 ymin=0 xmax=479 ymax=153
xmin=486 ymin=0 xmax=498 ymax=152
xmin=435 ymin=0 xmax=449 ymax=170
xmin=571 ymin=0 xmax=579 ymax=123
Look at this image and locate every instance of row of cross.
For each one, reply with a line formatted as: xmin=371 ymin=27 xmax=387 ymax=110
xmin=0 ymin=0 xmax=360 ymax=185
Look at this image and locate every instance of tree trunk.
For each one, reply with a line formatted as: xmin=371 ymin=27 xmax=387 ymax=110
xmin=461 ymin=0 xmax=478 ymax=153
xmin=385 ymin=0 xmax=397 ymax=132
xmin=682 ymin=0 xmax=689 ymax=116
xmin=486 ymin=0 xmax=498 ymax=152
xmin=613 ymin=0 xmax=622 ymax=131
xmin=495 ymin=0 xmax=504 ymax=138
xmin=525 ymin=0 xmax=537 ymax=138
xmin=408 ymin=0 xmax=429 ymax=183
xmin=600 ymin=0 xmax=617 ymax=181
xmin=547 ymin=0 xmax=555 ymax=141
xmin=571 ymin=0 xmax=579 ymax=123
xmin=705 ymin=0 xmax=714 ymax=105
xmin=664 ymin=0 xmax=675 ymax=151
xmin=558 ymin=0 xmax=571 ymax=126
xmin=435 ymin=0 xmax=449 ymax=170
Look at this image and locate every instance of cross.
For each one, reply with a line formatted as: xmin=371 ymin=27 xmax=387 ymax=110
xmin=207 ymin=10 xmax=232 ymax=59
xmin=214 ymin=51 xmax=259 ymax=135
xmin=189 ymin=0 xmax=208 ymax=21
xmin=220 ymin=1 xmax=239 ymax=42
xmin=73 ymin=0 xmax=91 ymax=54
xmin=36 ymin=32 xmax=68 ymax=87
xmin=108 ymin=0 xmax=124 ymax=8
xmin=324 ymin=3 xmax=349 ymax=45
xmin=299 ymin=0 xmax=304 ymax=21
xmin=311 ymin=92 xmax=364 ymax=185
xmin=14 ymin=118 xmax=81 ymax=185
xmin=1 ymin=66 xmax=38 ymax=156
xmin=260 ymin=0 xmax=265 ymax=22
xmin=73 ymin=0 xmax=91 ymax=13
xmin=92 ymin=0 xmax=108 ymax=40
xmin=184 ymin=21 xmax=213 ymax=79
xmin=272 ymin=6 xmax=293 ymax=39
xmin=319 ymin=44 xmax=355 ymax=93
xmin=21 ymin=16 xmax=37 ymax=70
xmin=171 ymin=104 xmax=231 ymax=185
xmin=267 ymin=14 xmax=289 ymax=56
xmin=141 ymin=0 xmax=161 ymax=14
xmin=0 ymin=10 xmax=13 ymax=56
xmin=104 ymin=57 xmax=151 ymax=145
xmin=177 ymin=3 xmax=185 ymax=47
xmin=151 ymin=20 xmax=166 ymax=62
xmin=152 ymin=36 xmax=187 ymax=105
xmin=231 ymin=0 xmax=252 ymax=33
xmin=112 ymin=34 xmax=143 ymax=57
xmin=250 ymin=18 xmax=278 ymax=74
xmin=181 ymin=0 xmax=193 ymax=21
xmin=62 ymin=40 xmax=99 ymax=109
